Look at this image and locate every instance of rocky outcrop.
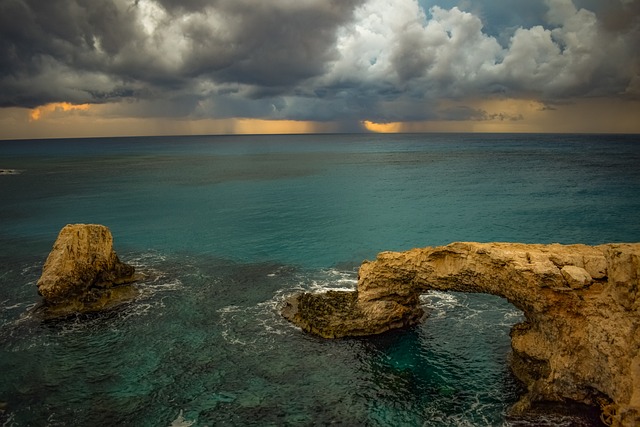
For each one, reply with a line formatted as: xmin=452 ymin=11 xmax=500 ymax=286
xmin=282 ymin=242 xmax=640 ymax=426
xmin=36 ymin=224 xmax=138 ymax=317
xmin=281 ymin=290 xmax=424 ymax=339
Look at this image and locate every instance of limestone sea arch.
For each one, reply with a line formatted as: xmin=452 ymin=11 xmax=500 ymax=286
xmin=282 ymin=242 xmax=640 ymax=426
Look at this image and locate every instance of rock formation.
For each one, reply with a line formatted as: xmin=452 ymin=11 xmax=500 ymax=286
xmin=282 ymin=242 xmax=640 ymax=426
xmin=36 ymin=224 xmax=138 ymax=317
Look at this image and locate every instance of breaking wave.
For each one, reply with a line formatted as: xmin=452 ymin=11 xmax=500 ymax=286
xmin=217 ymin=267 xmax=357 ymax=350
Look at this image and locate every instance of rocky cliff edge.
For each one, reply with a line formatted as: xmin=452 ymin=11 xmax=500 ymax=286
xmin=282 ymin=242 xmax=640 ymax=426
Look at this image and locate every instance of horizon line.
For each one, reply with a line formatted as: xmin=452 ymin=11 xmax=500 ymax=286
xmin=2 ymin=129 xmax=639 ymax=142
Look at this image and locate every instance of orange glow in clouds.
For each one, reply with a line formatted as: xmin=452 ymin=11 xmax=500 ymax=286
xmin=361 ymin=120 xmax=403 ymax=133
xmin=232 ymin=119 xmax=322 ymax=134
xmin=29 ymin=102 xmax=91 ymax=121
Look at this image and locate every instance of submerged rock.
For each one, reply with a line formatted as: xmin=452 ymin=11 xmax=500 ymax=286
xmin=36 ymin=224 xmax=138 ymax=317
xmin=282 ymin=242 xmax=640 ymax=426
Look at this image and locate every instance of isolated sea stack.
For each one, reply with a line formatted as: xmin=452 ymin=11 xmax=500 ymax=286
xmin=36 ymin=224 xmax=138 ymax=317
xmin=282 ymin=242 xmax=640 ymax=426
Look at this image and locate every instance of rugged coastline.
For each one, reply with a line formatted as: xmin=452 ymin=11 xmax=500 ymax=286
xmin=282 ymin=242 xmax=640 ymax=426
xmin=30 ymin=226 xmax=640 ymax=424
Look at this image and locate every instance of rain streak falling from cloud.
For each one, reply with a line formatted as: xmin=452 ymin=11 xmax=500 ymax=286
xmin=0 ymin=0 xmax=638 ymax=130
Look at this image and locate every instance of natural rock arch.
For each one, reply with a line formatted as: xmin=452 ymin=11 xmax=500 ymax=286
xmin=282 ymin=242 xmax=640 ymax=426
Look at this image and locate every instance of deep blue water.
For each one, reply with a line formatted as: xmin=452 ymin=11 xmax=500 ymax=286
xmin=1 ymin=133 xmax=638 ymax=426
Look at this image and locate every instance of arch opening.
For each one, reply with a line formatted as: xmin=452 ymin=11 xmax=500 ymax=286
xmin=282 ymin=242 xmax=640 ymax=426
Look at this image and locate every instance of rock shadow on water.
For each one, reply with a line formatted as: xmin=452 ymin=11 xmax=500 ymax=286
xmin=346 ymin=307 xmax=606 ymax=426
xmin=506 ymin=401 xmax=607 ymax=427
xmin=352 ymin=322 xmax=515 ymax=424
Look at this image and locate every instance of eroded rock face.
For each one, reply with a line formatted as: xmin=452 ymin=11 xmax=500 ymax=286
xmin=282 ymin=290 xmax=424 ymax=338
xmin=282 ymin=242 xmax=640 ymax=426
xmin=36 ymin=224 xmax=138 ymax=316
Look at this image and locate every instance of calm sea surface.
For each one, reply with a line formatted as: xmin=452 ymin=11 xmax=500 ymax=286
xmin=1 ymin=133 xmax=639 ymax=426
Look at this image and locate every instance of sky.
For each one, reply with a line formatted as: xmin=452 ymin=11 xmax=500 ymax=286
xmin=0 ymin=0 xmax=639 ymax=139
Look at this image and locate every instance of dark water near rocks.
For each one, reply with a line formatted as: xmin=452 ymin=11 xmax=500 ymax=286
xmin=1 ymin=133 xmax=639 ymax=426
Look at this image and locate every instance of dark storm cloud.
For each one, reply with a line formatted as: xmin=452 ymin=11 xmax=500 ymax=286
xmin=574 ymin=0 xmax=640 ymax=31
xmin=152 ymin=0 xmax=216 ymax=13
xmin=0 ymin=0 xmax=364 ymax=108
xmin=0 ymin=0 xmax=142 ymax=107
xmin=0 ymin=0 xmax=638 ymax=123
xmin=182 ymin=1 xmax=364 ymax=88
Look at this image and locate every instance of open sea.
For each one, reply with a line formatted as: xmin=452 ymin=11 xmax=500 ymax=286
xmin=1 ymin=133 xmax=639 ymax=426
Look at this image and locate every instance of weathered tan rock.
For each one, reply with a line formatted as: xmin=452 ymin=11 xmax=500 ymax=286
xmin=282 ymin=242 xmax=640 ymax=426
xmin=36 ymin=224 xmax=138 ymax=316
xmin=560 ymin=265 xmax=592 ymax=289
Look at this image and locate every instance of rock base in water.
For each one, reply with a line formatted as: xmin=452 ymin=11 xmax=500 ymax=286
xmin=282 ymin=290 xmax=423 ymax=338
xmin=36 ymin=224 xmax=139 ymax=317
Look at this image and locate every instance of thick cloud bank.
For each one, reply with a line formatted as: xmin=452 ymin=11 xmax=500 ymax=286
xmin=0 ymin=0 xmax=638 ymax=123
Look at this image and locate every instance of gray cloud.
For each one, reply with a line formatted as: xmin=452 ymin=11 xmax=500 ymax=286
xmin=437 ymin=106 xmax=488 ymax=121
xmin=164 ymin=0 xmax=367 ymax=90
xmin=0 ymin=0 xmax=143 ymax=107
xmin=435 ymin=105 xmax=524 ymax=121
xmin=302 ymin=0 xmax=639 ymax=122
xmin=0 ymin=0 xmax=638 ymax=124
xmin=0 ymin=0 xmax=364 ymax=108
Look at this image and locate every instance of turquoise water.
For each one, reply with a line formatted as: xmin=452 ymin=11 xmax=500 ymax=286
xmin=1 ymin=133 xmax=638 ymax=426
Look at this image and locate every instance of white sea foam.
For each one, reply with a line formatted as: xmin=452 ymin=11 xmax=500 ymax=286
xmin=169 ymin=409 xmax=195 ymax=427
xmin=217 ymin=305 xmax=258 ymax=346
xmin=421 ymin=291 xmax=465 ymax=319
xmin=127 ymin=251 xmax=168 ymax=266
xmin=217 ymin=295 xmax=293 ymax=349
xmin=126 ymin=251 xmax=184 ymax=299
xmin=265 ymin=265 xmax=295 ymax=278
xmin=0 ymin=169 xmax=22 ymax=175
xmin=2 ymin=412 xmax=15 ymax=426
xmin=305 ymin=268 xmax=357 ymax=293
xmin=2 ymin=302 xmax=27 ymax=311
xmin=420 ymin=291 xmax=524 ymax=328
xmin=421 ymin=291 xmax=463 ymax=308
xmin=217 ymin=268 xmax=359 ymax=350
xmin=21 ymin=263 xmax=40 ymax=275
xmin=12 ymin=302 xmax=38 ymax=324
